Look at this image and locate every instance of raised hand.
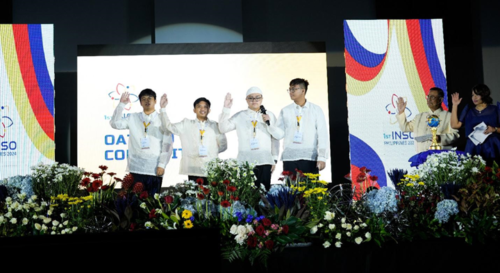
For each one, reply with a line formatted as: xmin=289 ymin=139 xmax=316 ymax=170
xmin=224 ymin=93 xmax=233 ymax=108
xmin=451 ymin=93 xmax=462 ymax=106
xmin=396 ymin=96 xmax=407 ymax=114
xmin=120 ymin=92 xmax=131 ymax=104
xmin=262 ymin=114 xmax=270 ymax=124
xmin=160 ymin=93 xmax=168 ymax=108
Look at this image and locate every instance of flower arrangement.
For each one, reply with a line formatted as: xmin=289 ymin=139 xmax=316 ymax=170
xmin=80 ymin=165 xmax=118 ymax=206
xmin=0 ymin=175 xmax=34 ymax=200
xmin=313 ymin=210 xmax=372 ymax=248
xmin=31 ymin=162 xmax=84 ymax=201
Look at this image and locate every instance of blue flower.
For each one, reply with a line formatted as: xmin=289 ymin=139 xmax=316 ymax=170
xmin=365 ymin=187 xmax=398 ymax=214
xmin=434 ymin=199 xmax=459 ymax=224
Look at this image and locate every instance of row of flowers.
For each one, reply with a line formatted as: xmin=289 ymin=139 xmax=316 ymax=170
xmin=1 ymin=152 xmax=500 ymax=266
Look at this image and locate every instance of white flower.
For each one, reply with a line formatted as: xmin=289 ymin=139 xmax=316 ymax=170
xmin=47 ymin=209 xmax=53 ymax=216
xmin=235 ymin=234 xmax=248 ymax=245
xmin=310 ymin=226 xmax=318 ymax=234
xmin=335 ymin=233 xmax=341 ymax=239
xmin=237 ymin=225 xmax=247 ymax=236
xmin=318 ymin=223 xmax=324 ymax=228
xmin=323 ymin=241 xmax=331 ymax=248
xmin=35 ymin=223 xmax=42 ymax=230
xmin=51 ymin=231 xmax=56 ymax=235
xmin=52 ymin=220 xmax=59 ymax=226
xmin=5 ymin=197 xmax=12 ymax=204
xmin=22 ymin=218 xmax=29 ymax=225
xmin=245 ymin=224 xmax=254 ymax=233
xmin=346 ymin=232 xmax=351 ymax=237
xmin=341 ymin=223 xmax=347 ymax=229
xmin=346 ymin=224 xmax=352 ymax=230
xmin=360 ymin=223 xmax=367 ymax=228
xmin=72 ymin=227 xmax=78 ymax=232
xmin=23 ymin=203 xmax=30 ymax=210
xmin=472 ymin=167 xmax=479 ymax=173
xmin=341 ymin=217 xmax=346 ymax=223
xmin=42 ymin=224 xmax=48 ymax=231
xmin=145 ymin=221 xmax=152 ymax=228
xmin=335 ymin=241 xmax=342 ymax=248
xmin=229 ymin=225 xmax=238 ymax=235
xmin=355 ymin=237 xmax=363 ymax=244
xmin=10 ymin=218 xmax=17 ymax=224
xmin=60 ymin=213 xmax=67 ymax=218
xmin=140 ymin=203 xmax=147 ymax=209
xmin=43 ymin=218 xmax=51 ymax=224
xmin=365 ymin=232 xmax=371 ymax=240
xmin=154 ymin=193 xmax=160 ymax=200
xmin=329 ymin=224 xmax=335 ymax=230
xmin=63 ymin=220 xmax=69 ymax=226
xmin=4 ymin=212 xmax=12 ymax=218
xmin=0 ymin=216 xmax=4 ymax=223
xmin=61 ymin=230 xmax=66 ymax=235
xmin=354 ymin=225 xmax=359 ymax=230
xmin=324 ymin=211 xmax=335 ymax=221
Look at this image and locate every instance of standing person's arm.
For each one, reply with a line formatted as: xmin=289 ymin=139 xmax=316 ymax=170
xmin=159 ymin=93 xmax=184 ymax=135
xmin=316 ymin=106 xmax=329 ymax=171
xmin=263 ymin=112 xmax=284 ymax=140
xmin=450 ymin=93 xmax=463 ymax=129
xmin=439 ymin=113 xmax=460 ymax=146
xmin=218 ymin=93 xmax=237 ymax=133
xmin=395 ymin=96 xmax=414 ymax=132
xmin=157 ymin=131 xmax=173 ymax=176
xmin=110 ymin=92 xmax=131 ymax=130
xmin=215 ymin=123 xmax=228 ymax=153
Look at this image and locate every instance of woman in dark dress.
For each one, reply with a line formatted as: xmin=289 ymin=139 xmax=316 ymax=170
xmin=451 ymin=84 xmax=500 ymax=165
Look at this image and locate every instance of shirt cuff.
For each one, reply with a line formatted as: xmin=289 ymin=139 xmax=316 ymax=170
xmin=223 ymin=107 xmax=231 ymax=114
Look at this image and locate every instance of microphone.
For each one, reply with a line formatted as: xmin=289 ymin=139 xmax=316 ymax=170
xmin=260 ymin=105 xmax=270 ymax=125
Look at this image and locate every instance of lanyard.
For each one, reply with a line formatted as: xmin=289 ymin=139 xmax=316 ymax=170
xmin=140 ymin=113 xmax=153 ymax=137
xmin=198 ymin=120 xmax=206 ymax=145
xmin=295 ymin=106 xmax=303 ymax=131
xmin=249 ymin=111 xmax=258 ymax=138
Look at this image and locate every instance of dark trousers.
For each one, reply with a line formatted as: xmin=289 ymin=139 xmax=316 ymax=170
xmin=283 ymin=160 xmax=319 ymax=175
xmin=188 ymin=176 xmax=208 ymax=185
xmin=130 ymin=172 xmax=163 ymax=195
xmin=253 ymin=164 xmax=272 ymax=191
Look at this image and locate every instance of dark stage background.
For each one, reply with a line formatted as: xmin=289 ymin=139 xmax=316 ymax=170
xmin=1 ymin=0 xmax=499 ymax=183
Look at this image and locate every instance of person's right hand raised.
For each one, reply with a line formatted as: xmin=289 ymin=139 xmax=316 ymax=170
xmin=451 ymin=93 xmax=462 ymax=106
xmin=160 ymin=93 xmax=168 ymax=108
xmin=120 ymin=92 xmax=131 ymax=104
xmin=224 ymin=93 xmax=233 ymax=108
xmin=396 ymin=96 xmax=407 ymax=115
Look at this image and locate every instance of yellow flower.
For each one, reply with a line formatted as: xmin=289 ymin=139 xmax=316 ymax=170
xmin=182 ymin=209 xmax=193 ymax=219
xmin=418 ymin=182 xmax=425 ymax=186
xmin=50 ymin=204 xmax=59 ymax=207
xmin=183 ymin=220 xmax=193 ymax=229
xmin=406 ymin=183 xmax=414 ymax=187
xmin=317 ymin=196 xmax=323 ymax=200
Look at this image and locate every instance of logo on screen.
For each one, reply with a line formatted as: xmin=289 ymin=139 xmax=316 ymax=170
xmin=108 ymin=83 xmax=139 ymax=111
xmin=0 ymin=106 xmax=14 ymax=138
xmin=385 ymin=94 xmax=412 ymax=125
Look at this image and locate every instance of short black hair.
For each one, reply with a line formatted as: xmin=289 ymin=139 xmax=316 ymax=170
xmin=472 ymin=84 xmax=493 ymax=104
xmin=289 ymin=78 xmax=309 ymax=93
xmin=429 ymin=87 xmax=444 ymax=98
xmin=193 ymin=97 xmax=211 ymax=108
xmin=138 ymin=88 xmax=156 ymax=100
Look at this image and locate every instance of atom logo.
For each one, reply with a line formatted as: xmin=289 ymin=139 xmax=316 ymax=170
xmin=0 ymin=105 xmax=14 ymax=138
xmin=385 ymin=94 xmax=412 ymax=125
xmin=108 ymin=83 xmax=139 ymax=111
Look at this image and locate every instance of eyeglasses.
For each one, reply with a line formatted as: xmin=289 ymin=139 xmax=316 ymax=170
xmin=140 ymin=96 xmax=154 ymax=102
xmin=287 ymin=87 xmax=302 ymax=93
xmin=246 ymin=96 xmax=262 ymax=101
xmin=425 ymin=95 xmax=440 ymax=100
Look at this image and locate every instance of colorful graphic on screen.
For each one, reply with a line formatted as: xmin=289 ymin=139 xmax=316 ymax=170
xmin=344 ymin=19 xmax=447 ymax=187
xmin=0 ymin=24 xmax=55 ymax=179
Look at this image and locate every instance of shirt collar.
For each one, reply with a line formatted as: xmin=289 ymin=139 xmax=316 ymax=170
xmin=141 ymin=111 xmax=157 ymax=121
xmin=294 ymin=100 xmax=309 ymax=109
xmin=429 ymin=108 xmax=442 ymax=114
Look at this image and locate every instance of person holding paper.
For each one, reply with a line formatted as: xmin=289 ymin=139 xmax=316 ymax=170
xmin=159 ymin=95 xmax=227 ymax=185
xmin=276 ymin=78 xmax=329 ymax=175
xmin=396 ymin=87 xmax=459 ymax=153
xmin=110 ymin=89 xmax=173 ymax=195
xmin=451 ymin=84 xmax=500 ymax=165
xmin=219 ymin=87 xmax=283 ymax=191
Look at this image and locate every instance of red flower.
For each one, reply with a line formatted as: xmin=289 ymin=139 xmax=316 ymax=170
xmin=139 ymin=191 xmax=149 ymax=199
xmin=122 ymin=174 xmax=134 ymax=190
xmin=220 ymin=200 xmax=231 ymax=208
xmin=485 ymin=166 xmax=492 ymax=173
xmin=87 ymin=186 xmax=96 ymax=193
xmin=410 ymin=196 xmax=416 ymax=201
xmin=83 ymin=172 xmax=91 ymax=177
xmin=101 ymin=185 xmax=110 ymax=191
xmin=114 ymin=177 xmax=123 ymax=182
xmin=202 ymin=187 xmax=210 ymax=195
xmin=370 ymin=175 xmax=378 ymax=181
xmin=227 ymin=186 xmax=237 ymax=192
xmin=262 ymin=218 xmax=272 ymax=227
xmin=230 ymin=195 xmax=235 ymax=200
xmin=98 ymin=165 xmax=108 ymax=171
xmin=496 ymin=172 xmax=500 ymax=180
xmin=235 ymin=196 xmax=239 ymax=201
xmin=282 ymin=225 xmax=289 ymax=235
xmin=256 ymin=225 xmax=265 ymax=236
xmin=223 ymin=179 xmax=230 ymax=185
xmin=485 ymin=177 xmax=493 ymax=184
xmin=359 ymin=167 xmax=367 ymax=173
xmin=357 ymin=173 xmax=366 ymax=182
xmin=133 ymin=182 xmax=144 ymax=194
xmin=295 ymin=169 xmax=305 ymax=177
xmin=247 ymin=236 xmax=257 ymax=248
xmin=165 ymin=195 xmax=174 ymax=204
xmin=129 ymin=223 xmax=136 ymax=231
xmin=108 ymin=172 xmax=116 ymax=176
xmin=149 ymin=209 xmax=157 ymax=218
xmin=401 ymin=191 xmax=406 ymax=196
xmin=80 ymin=178 xmax=91 ymax=187
xmin=265 ymin=240 xmax=274 ymax=250
xmin=281 ymin=171 xmax=291 ymax=176
xmin=91 ymin=173 xmax=101 ymax=179
xmin=196 ymin=178 xmax=204 ymax=185
xmin=211 ymin=181 xmax=218 ymax=187
xmin=197 ymin=193 xmax=205 ymax=200
xmin=92 ymin=180 xmax=103 ymax=191
xmin=218 ymin=191 xmax=224 ymax=196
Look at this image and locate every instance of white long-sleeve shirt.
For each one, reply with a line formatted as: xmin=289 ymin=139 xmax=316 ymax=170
xmin=276 ymin=101 xmax=330 ymax=162
xmin=110 ymin=102 xmax=173 ymax=176
xmin=219 ymin=108 xmax=284 ymax=166
xmin=396 ymin=108 xmax=459 ymax=153
xmin=160 ymin=109 xmax=227 ymax=176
